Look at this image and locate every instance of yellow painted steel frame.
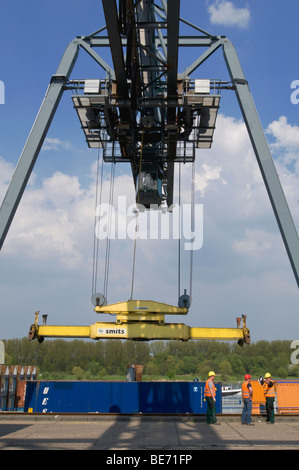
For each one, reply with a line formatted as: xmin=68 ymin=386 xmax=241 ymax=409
xmin=28 ymin=300 xmax=250 ymax=344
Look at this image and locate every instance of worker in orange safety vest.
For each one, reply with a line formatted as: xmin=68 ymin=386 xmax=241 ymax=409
xmin=204 ymin=371 xmax=220 ymax=425
xmin=260 ymin=372 xmax=275 ymax=424
xmin=241 ymin=374 xmax=254 ymax=425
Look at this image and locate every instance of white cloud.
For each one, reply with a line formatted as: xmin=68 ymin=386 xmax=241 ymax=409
xmin=232 ymin=229 xmax=274 ymax=258
xmin=208 ymin=1 xmax=250 ymax=29
xmin=266 ymin=116 xmax=299 ymax=151
xmin=194 ymin=114 xmax=267 ymax=219
xmin=0 ymin=156 xmax=15 ymax=191
xmin=195 ymin=163 xmax=225 ymax=195
xmin=2 ymin=184 xmax=92 ymax=269
xmin=265 ymin=116 xmax=299 ymax=226
xmin=42 ymin=137 xmax=72 ymax=152
xmin=189 ymin=113 xmax=299 ymax=281
xmin=0 ymin=159 xmax=136 ymax=271
xmin=42 ymin=171 xmax=84 ymax=206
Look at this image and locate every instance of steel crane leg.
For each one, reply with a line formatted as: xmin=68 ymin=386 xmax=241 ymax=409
xmin=223 ymin=39 xmax=299 ymax=288
xmin=0 ymin=40 xmax=80 ymax=250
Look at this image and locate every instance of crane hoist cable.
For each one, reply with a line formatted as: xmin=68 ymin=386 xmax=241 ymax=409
xmin=91 ymin=148 xmax=104 ymax=298
xmin=91 ymin=149 xmax=115 ymax=302
xmin=178 ymin=160 xmax=181 ymax=299
xmin=103 ymin=161 xmax=115 ymax=299
xmin=189 ymin=159 xmax=195 ymax=302
xmin=177 ymin=155 xmax=195 ymax=306
xmin=130 ymin=131 xmax=144 ymax=300
xmin=92 ymin=137 xmax=195 ymax=307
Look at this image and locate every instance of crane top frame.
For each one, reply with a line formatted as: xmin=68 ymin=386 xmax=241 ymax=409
xmin=71 ymin=0 xmax=223 ymax=209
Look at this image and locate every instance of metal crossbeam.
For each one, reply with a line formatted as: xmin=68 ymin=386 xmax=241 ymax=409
xmin=102 ymin=0 xmax=128 ymax=100
xmin=28 ymin=308 xmax=250 ymax=344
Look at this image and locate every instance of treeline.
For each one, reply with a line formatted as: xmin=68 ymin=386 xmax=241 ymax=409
xmin=2 ymin=338 xmax=299 ymax=381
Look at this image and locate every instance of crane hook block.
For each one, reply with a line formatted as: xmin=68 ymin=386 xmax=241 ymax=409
xmin=178 ymin=290 xmax=191 ymax=309
xmin=91 ymin=293 xmax=107 ymax=307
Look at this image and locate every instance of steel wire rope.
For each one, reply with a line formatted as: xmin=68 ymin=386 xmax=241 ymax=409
xmin=189 ymin=159 xmax=195 ymax=302
xmin=178 ymin=160 xmax=181 ymax=300
xmin=130 ymin=131 xmax=144 ymax=300
xmin=91 ymin=149 xmax=104 ymax=297
xmin=177 ymin=155 xmax=195 ymax=306
xmin=91 ymin=150 xmax=116 ymax=302
xmin=103 ymin=161 xmax=116 ymax=300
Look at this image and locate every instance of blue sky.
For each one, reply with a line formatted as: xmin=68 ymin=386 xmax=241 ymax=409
xmin=0 ymin=0 xmax=298 ymax=343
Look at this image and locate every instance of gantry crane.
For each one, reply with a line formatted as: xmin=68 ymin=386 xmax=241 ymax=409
xmin=1 ymin=1 xmax=299 ymax=344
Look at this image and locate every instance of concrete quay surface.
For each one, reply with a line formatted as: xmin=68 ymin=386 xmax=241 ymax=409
xmin=0 ymin=414 xmax=298 ymax=451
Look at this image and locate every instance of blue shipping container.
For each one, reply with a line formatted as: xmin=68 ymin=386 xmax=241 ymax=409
xmin=24 ymin=381 xmax=222 ymax=414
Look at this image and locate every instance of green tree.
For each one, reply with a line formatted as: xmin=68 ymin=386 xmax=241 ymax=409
xmin=230 ymin=353 xmax=244 ymax=375
xmin=180 ymin=356 xmax=198 ymax=374
xmin=72 ymin=366 xmax=84 ymax=380
xmin=276 ymin=366 xmax=288 ymax=378
xmin=105 ymin=341 xmax=126 ymax=374
xmin=144 ymin=360 xmax=159 ymax=378
xmin=87 ymin=361 xmax=100 ymax=377
xmin=219 ymin=360 xmax=232 ymax=382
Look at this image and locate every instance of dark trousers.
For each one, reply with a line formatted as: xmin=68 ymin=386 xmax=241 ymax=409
xmin=206 ymin=396 xmax=217 ymax=424
xmin=266 ymin=397 xmax=275 ymax=423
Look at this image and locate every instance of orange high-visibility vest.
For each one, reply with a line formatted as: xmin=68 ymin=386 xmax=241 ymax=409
xmin=263 ymin=382 xmax=275 ymax=398
xmin=204 ymin=379 xmax=215 ymax=397
xmin=242 ymin=381 xmax=251 ymax=399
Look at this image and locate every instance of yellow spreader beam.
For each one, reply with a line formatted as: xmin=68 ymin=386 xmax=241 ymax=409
xmin=28 ymin=300 xmax=250 ymax=345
